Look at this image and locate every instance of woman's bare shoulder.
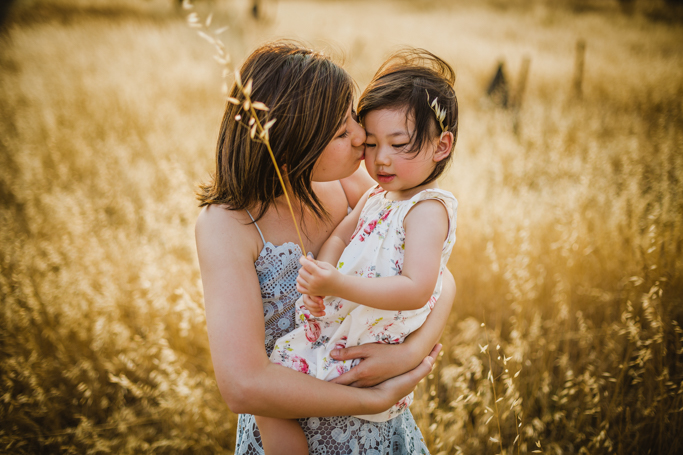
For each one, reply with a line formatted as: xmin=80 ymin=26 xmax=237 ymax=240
xmin=195 ymin=205 xmax=261 ymax=261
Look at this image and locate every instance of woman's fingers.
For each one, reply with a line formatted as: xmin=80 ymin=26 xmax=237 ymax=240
xmin=329 ymin=346 xmax=370 ymax=386
xmin=401 ymin=355 xmax=435 ymax=388
xmin=372 ymin=354 xmax=435 ymax=407
xmin=330 ymin=368 xmax=361 ymax=386
xmin=407 ymin=344 xmax=440 ymax=382
xmin=414 ymin=356 xmax=436 ymax=378
xmin=330 ymin=345 xmax=368 ymax=362
xmin=428 ymin=343 xmax=442 ymax=361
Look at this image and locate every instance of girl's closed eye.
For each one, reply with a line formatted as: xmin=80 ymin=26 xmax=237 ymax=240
xmin=364 ymin=142 xmax=409 ymax=150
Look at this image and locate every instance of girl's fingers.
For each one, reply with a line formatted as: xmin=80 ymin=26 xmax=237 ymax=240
xmin=297 ymin=274 xmax=313 ymax=290
xmin=297 ymin=268 xmax=313 ymax=282
xmin=310 ymin=298 xmax=325 ymax=316
xmin=299 ymin=255 xmax=316 ymax=270
xmin=299 ymin=256 xmax=321 ymax=274
xmin=303 ymin=298 xmax=324 ymax=316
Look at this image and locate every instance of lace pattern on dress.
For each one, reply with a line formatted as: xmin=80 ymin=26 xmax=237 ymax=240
xmin=235 ymin=241 xmax=430 ymax=454
xmin=237 ymin=413 xmax=429 ymax=455
xmin=254 ymin=242 xmax=303 ymax=356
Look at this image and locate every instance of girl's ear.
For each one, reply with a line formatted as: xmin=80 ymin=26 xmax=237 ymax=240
xmin=433 ymin=132 xmax=454 ymax=163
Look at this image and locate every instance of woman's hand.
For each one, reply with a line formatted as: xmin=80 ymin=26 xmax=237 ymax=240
xmin=330 ymin=343 xmax=442 ymax=388
xmin=368 ymin=344 xmax=440 ymax=408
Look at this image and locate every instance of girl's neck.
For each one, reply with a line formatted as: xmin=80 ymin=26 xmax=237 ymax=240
xmin=383 ymin=180 xmax=440 ymax=201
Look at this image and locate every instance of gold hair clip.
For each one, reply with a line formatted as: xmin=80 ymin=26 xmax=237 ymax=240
xmin=426 ymin=90 xmax=447 ymax=135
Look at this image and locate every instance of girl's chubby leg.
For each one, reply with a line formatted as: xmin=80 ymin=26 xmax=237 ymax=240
xmin=254 ymin=415 xmax=308 ymax=455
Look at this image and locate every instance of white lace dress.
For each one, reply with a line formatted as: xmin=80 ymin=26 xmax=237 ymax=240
xmin=269 ymin=186 xmax=457 ymax=423
xmin=234 ymin=193 xmax=450 ymax=453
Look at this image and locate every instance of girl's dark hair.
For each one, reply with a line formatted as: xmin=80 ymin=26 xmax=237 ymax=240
xmin=357 ymin=49 xmax=458 ymax=186
xmin=197 ymin=40 xmax=354 ymax=221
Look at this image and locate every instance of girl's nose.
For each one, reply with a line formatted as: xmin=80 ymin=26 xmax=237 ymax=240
xmin=374 ymin=147 xmax=391 ymax=166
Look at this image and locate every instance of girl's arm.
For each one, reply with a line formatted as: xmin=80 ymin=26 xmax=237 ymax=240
xmin=303 ymin=187 xmax=372 ymax=317
xmin=297 ymin=199 xmax=449 ymax=311
xmin=315 ymin=190 xmax=369 ymax=266
xmin=330 ymin=269 xmax=455 ymax=387
xmin=195 ymin=206 xmax=436 ymax=418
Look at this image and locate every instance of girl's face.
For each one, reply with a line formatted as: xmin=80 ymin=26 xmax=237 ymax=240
xmin=311 ymin=105 xmax=366 ymax=182
xmin=363 ymin=108 xmax=440 ymax=196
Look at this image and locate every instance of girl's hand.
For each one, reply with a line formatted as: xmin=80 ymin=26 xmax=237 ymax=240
xmin=330 ymin=343 xmax=442 ymax=388
xmin=297 ymin=256 xmax=342 ymax=297
xmin=302 ymin=294 xmax=326 ymax=317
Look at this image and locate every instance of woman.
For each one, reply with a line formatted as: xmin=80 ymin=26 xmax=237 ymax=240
xmin=195 ymin=41 xmax=455 ymax=454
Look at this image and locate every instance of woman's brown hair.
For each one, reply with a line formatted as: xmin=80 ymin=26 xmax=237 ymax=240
xmin=357 ymin=49 xmax=458 ymax=186
xmin=197 ymin=41 xmax=355 ymax=221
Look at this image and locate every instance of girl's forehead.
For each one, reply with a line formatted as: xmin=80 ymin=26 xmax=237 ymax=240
xmin=364 ymin=108 xmax=414 ymax=136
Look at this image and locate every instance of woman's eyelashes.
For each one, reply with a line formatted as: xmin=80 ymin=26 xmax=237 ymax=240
xmin=337 ymin=130 xmax=349 ymax=139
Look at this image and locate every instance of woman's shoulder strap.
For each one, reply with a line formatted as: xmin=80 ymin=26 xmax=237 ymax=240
xmin=245 ymin=209 xmax=266 ymax=248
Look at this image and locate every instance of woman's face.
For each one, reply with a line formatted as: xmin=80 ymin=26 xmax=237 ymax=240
xmin=311 ymin=105 xmax=366 ymax=182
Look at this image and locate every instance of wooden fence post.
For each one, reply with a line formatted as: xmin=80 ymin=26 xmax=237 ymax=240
xmin=572 ymin=39 xmax=586 ymax=100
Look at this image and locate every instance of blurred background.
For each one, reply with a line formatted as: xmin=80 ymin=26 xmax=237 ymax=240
xmin=1 ymin=0 xmax=682 ymax=453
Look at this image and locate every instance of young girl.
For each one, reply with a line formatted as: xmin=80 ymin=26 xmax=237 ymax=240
xmin=254 ymin=49 xmax=459 ymax=454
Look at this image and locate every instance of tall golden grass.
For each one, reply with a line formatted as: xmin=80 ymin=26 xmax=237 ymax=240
xmin=1 ymin=0 xmax=681 ymax=453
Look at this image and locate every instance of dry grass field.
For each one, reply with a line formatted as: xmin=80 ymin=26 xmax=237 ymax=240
xmin=1 ymin=0 xmax=682 ymax=453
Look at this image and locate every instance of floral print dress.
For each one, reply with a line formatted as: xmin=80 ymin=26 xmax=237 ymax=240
xmin=235 ymin=228 xmax=432 ymax=454
xmin=270 ymin=186 xmax=458 ymax=422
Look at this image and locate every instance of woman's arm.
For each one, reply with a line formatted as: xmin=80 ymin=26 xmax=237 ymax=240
xmin=298 ymin=200 xmax=449 ymax=311
xmin=339 ymin=166 xmax=376 ymax=209
xmin=196 ymin=206 xmax=435 ymax=417
xmin=329 ymin=269 xmax=455 ymax=387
